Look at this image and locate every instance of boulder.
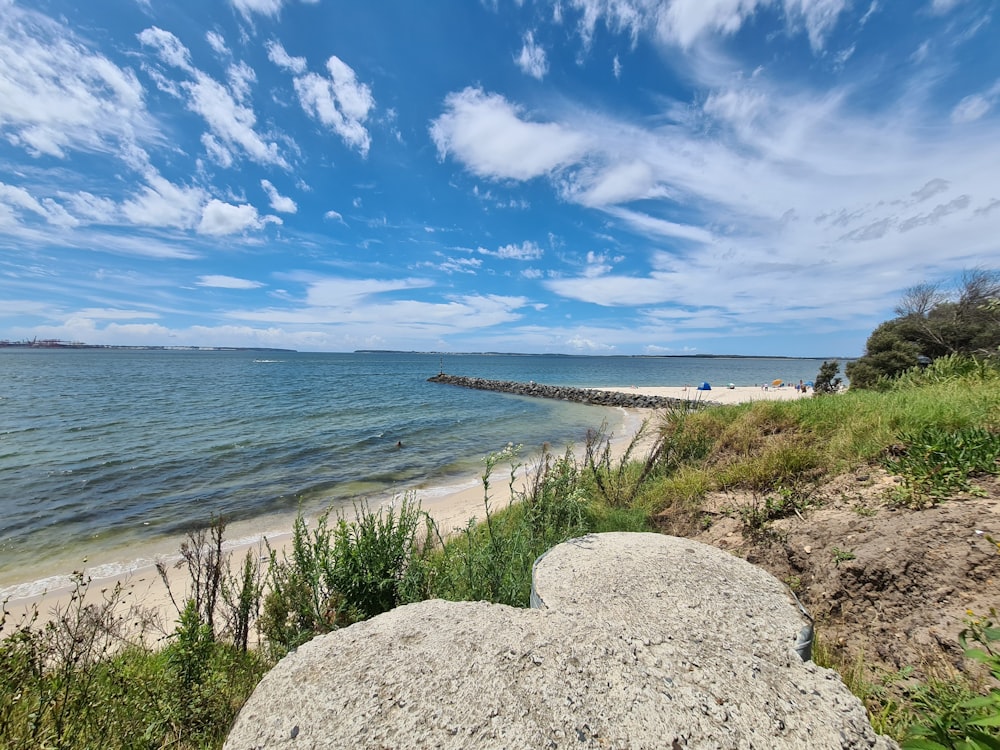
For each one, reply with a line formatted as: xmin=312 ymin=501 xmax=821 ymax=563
xmin=225 ymin=533 xmax=898 ymax=749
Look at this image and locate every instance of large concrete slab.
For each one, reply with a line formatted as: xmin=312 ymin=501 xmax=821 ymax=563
xmin=225 ymin=533 xmax=897 ymax=749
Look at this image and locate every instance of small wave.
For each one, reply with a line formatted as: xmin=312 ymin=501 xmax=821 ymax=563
xmin=253 ymin=359 xmax=283 ymax=364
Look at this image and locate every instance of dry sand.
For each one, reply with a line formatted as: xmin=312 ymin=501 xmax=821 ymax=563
xmin=594 ymin=383 xmax=813 ymax=406
xmin=3 ymin=386 xmax=809 ymax=631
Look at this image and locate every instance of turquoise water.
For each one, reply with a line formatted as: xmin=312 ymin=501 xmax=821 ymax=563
xmin=0 ymin=350 xmax=829 ymax=595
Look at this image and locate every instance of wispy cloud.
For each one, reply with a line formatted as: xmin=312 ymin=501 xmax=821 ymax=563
xmin=138 ymin=26 xmax=289 ymax=168
xmin=0 ymin=4 xmax=150 ymax=159
xmin=196 ymin=275 xmax=265 ymax=289
xmin=515 ymin=31 xmax=549 ymax=79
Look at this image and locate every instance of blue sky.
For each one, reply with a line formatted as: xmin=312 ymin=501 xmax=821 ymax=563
xmin=1 ymin=0 xmax=997 ymax=356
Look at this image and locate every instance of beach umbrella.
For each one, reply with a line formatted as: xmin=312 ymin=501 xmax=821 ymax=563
xmin=697 ymin=382 xmax=712 ymax=390
xmin=805 ymin=381 xmax=814 ymax=387
xmin=771 ymin=379 xmax=783 ymax=386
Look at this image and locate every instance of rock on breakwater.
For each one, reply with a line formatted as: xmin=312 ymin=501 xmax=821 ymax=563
xmin=427 ymin=373 xmax=702 ymax=409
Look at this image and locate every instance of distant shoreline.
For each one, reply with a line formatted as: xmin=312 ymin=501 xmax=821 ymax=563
xmin=0 ymin=342 xmax=851 ymax=359
xmin=356 ymin=350 xmax=851 ymax=360
xmin=0 ymin=340 xmax=295 ymax=352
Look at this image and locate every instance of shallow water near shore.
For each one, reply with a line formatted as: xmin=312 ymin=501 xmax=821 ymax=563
xmin=0 ymin=350 xmax=827 ymax=597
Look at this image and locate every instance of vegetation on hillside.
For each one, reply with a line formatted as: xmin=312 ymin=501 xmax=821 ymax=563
xmin=3 ymin=351 xmax=999 ymax=747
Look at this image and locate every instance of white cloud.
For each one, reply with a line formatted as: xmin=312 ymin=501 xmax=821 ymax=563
xmin=230 ymin=0 xmax=284 ymax=20
xmin=516 ymin=31 xmax=549 ymax=80
xmin=324 ymin=209 xmax=345 ymax=223
xmin=260 ymin=179 xmax=297 ymax=213
xmin=227 ymin=61 xmax=256 ymax=103
xmin=186 ymin=72 xmax=287 ymax=167
xmin=565 ymin=0 xmax=849 ymax=53
xmin=197 ymin=199 xmax=271 ymax=235
xmin=478 ymin=241 xmax=545 ymax=260
xmin=0 ymin=4 xmax=149 ymax=159
xmin=607 ymin=208 xmax=715 ymax=243
xmin=138 ymin=27 xmax=288 ymax=168
xmin=573 ymin=160 xmax=663 ymax=206
xmin=59 ymin=191 xmax=119 ymax=223
xmin=266 ymin=40 xmax=307 ymax=75
xmin=430 ymin=87 xmax=590 ymax=180
xmin=292 ymin=56 xmax=375 ymax=156
xmin=206 ymin=30 xmax=229 ymax=56
xmin=951 ymin=80 xmax=1000 ymax=123
xmin=930 ymin=0 xmax=966 ymax=14
xmin=122 ymin=175 xmax=206 ymax=229
xmin=196 ymin=274 xmax=265 ymax=289
xmin=137 ymin=27 xmax=194 ymax=72
xmin=0 ymin=182 xmax=48 ymax=218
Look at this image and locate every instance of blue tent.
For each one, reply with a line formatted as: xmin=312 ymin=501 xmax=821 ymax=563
xmin=697 ymin=381 xmax=712 ymax=391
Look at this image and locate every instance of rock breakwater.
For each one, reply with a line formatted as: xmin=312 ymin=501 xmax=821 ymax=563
xmin=427 ymin=373 xmax=702 ymax=409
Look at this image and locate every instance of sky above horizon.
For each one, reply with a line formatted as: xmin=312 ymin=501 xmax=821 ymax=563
xmin=1 ymin=0 xmax=997 ymax=357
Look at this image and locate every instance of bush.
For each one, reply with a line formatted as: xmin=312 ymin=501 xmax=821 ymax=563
xmin=260 ymin=495 xmax=424 ymax=653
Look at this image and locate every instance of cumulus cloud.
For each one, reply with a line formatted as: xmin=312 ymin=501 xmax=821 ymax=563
xmin=197 ymin=199 xmax=275 ymax=236
xmin=196 ymin=274 xmax=265 ymax=289
xmin=266 ymin=39 xmax=307 ymax=74
xmin=137 ymin=26 xmax=194 ymax=72
xmin=430 ymin=87 xmax=590 ymax=180
xmin=261 ymin=179 xmax=297 ymax=213
xmin=516 ymin=31 xmax=549 ymax=79
xmin=291 ymin=56 xmax=376 ymax=156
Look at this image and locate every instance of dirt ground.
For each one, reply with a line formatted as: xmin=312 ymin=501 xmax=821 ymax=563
xmin=660 ymin=470 xmax=1000 ymax=684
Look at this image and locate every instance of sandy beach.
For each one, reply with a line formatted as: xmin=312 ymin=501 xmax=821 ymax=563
xmin=3 ymin=385 xmax=808 ymax=632
xmin=595 ymin=383 xmax=813 ymax=406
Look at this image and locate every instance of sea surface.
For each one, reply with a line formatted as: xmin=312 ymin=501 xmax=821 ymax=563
xmin=0 ymin=350 xmax=830 ymax=596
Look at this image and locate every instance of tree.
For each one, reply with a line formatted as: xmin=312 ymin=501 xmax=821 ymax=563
xmin=847 ymin=269 xmax=1000 ymax=388
xmin=814 ymin=360 xmax=842 ymax=394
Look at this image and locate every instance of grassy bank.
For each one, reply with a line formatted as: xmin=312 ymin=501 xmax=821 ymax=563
xmin=3 ymin=357 xmax=998 ymax=748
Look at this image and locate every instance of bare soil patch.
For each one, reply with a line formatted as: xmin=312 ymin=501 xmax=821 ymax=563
xmin=659 ymin=470 xmax=1000 ymax=682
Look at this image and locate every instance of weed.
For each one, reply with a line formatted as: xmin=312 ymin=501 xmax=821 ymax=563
xmin=260 ymin=494 xmax=424 ymax=653
xmin=832 ymin=547 xmax=857 ymax=566
xmin=736 ymin=487 xmax=810 ymax=540
xmin=903 ymin=609 xmax=1000 ymax=749
xmin=883 ymin=425 xmax=1000 ymax=504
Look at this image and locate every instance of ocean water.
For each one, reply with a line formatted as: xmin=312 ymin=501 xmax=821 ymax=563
xmin=0 ymin=350 xmax=829 ymax=596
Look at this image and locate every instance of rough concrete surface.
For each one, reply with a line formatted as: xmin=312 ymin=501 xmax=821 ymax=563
xmin=225 ymin=532 xmax=898 ymax=749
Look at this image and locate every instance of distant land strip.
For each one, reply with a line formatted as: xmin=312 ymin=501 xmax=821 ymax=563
xmin=427 ymin=373 xmax=702 ymax=409
xmin=0 ymin=339 xmax=295 ymax=352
